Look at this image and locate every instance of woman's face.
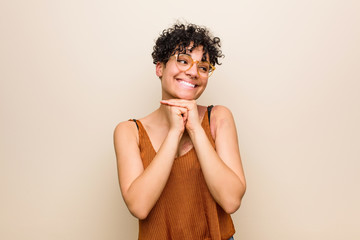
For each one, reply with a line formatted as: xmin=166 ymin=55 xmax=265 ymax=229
xmin=156 ymin=46 xmax=209 ymax=100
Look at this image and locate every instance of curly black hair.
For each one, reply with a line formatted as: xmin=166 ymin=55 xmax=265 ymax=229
xmin=152 ymin=23 xmax=224 ymax=66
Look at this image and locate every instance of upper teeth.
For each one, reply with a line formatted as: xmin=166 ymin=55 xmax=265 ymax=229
xmin=180 ymin=80 xmax=195 ymax=88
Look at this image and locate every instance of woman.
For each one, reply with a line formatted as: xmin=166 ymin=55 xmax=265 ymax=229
xmin=114 ymin=23 xmax=246 ymax=240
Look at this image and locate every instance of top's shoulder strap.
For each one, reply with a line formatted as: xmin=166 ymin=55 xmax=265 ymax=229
xmin=129 ymin=119 xmax=139 ymax=130
xmin=207 ymin=105 xmax=214 ymax=124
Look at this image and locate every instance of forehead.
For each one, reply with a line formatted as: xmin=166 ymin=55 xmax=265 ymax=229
xmin=182 ymin=45 xmax=209 ymax=61
xmin=182 ymin=43 xmax=202 ymax=53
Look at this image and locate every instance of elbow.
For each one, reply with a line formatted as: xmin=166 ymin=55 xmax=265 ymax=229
xmin=130 ymin=209 xmax=149 ymax=220
xmin=222 ymin=186 xmax=246 ymax=214
xmin=126 ymin=201 xmax=151 ymax=220
xmin=123 ymin=191 xmax=153 ymax=220
xmin=223 ymin=198 xmax=242 ymax=214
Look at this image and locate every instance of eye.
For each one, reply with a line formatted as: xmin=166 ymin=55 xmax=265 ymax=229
xmin=198 ymin=63 xmax=210 ymax=73
xmin=177 ymin=54 xmax=191 ymax=66
xmin=177 ymin=59 xmax=188 ymax=64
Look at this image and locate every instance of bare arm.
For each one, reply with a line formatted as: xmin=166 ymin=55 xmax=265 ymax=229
xmin=114 ymin=106 xmax=187 ymax=219
xmin=160 ymin=100 xmax=246 ymax=213
xmin=188 ymin=105 xmax=246 ymax=213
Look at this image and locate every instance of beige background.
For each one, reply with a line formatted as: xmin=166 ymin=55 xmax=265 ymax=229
xmin=1 ymin=0 xmax=359 ymax=239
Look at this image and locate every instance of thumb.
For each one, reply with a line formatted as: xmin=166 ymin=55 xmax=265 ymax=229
xmin=182 ymin=109 xmax=188 ymax=123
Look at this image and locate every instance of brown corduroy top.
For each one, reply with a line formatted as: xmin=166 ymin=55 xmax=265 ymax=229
xmin=132 ymin=108 xmax=235 ymax=240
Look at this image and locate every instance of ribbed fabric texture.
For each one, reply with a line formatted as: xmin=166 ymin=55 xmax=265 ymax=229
xmin=132 ymin=109 xmax=235 ymax=240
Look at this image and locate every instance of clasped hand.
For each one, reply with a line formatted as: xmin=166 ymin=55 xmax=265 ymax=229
xmin=160 ymin=99 xmax=201 ymax=134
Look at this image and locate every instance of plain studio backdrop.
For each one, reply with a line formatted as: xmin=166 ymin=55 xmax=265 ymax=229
xmin=1 ymin=0 xmax=359 ymax=239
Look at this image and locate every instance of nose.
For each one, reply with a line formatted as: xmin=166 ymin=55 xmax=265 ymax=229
xmin=185 ymin=62 xmax=199 ymax=78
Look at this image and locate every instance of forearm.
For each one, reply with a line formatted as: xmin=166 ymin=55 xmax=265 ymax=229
xmin=189 ymin=127 xmax=246 ymax=213
xmin=124 ymin=130 xmax=182 ymax=219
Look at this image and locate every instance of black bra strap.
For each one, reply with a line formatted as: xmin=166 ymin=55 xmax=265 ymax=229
xmin=132 ymin=119 xmax=139 ymax=130
xmin=207 ymin=105 xmax=214 ymax=124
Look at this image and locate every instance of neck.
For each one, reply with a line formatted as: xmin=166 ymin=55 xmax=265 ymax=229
xmin=153 ymin=103 xmax=173 ymax=127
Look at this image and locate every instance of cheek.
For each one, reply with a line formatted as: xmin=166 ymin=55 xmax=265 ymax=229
xmin=163 ymin=69 xmax=180 ymax=81
xmin=201 ymin=79 xmax=209 ymax=89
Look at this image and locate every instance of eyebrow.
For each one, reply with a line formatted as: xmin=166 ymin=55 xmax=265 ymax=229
xmin=180 ymin=52 xmax=210 ymax=63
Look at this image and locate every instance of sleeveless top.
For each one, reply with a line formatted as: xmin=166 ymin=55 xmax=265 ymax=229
xmin=131 ymin=106 xmax=235 ymax=240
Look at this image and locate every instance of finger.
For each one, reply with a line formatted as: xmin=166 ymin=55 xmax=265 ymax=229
xmin=160 ymin=101 xmax=186 ymax=108
xmin=173 ymin=106 xmax=187 ymax=117
xmin=160 ymin=100 xmax=193 ymax=109
xmin=160 ymin=100 xmax=180 ymax=106
xmin=181 ymin=108 xmax=188 ymax=122
xmin=160 ymin=100 xmax=172 ymax=105
xmin=178 ymin=107 xmax=188 ymax=116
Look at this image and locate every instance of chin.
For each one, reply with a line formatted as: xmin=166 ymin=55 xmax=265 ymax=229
xmin=176 ymin=90 xmax=204 ymax=100
xmin=175 ymin=94 xmax=200 ymax=100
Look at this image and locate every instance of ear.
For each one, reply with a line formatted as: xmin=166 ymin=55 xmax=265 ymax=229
xmin=156 ymin=62 xmax=164 ymax=78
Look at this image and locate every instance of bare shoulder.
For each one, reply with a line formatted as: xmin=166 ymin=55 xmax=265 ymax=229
xmin=114 ymin=120 xmax=137 ymax=132
xmin=211 ymin=105 xmax=234 ymax=119
xmin=113 ymin=120 xmax=139 ymax=146
xmin=209 ymin=105 xmax=236 ymax=139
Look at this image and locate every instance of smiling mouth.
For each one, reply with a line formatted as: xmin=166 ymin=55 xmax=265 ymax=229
xmin=178 ymin=80 xmax=197 ymax=88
